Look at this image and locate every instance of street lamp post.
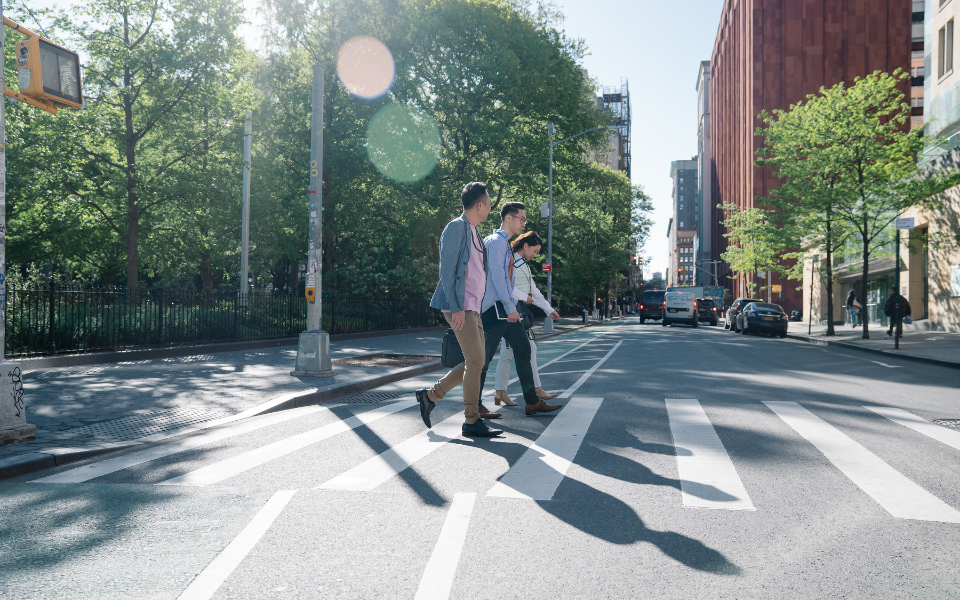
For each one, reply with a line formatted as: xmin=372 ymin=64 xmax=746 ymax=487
xmin=545 ymin=122 xmax=620 ymax=333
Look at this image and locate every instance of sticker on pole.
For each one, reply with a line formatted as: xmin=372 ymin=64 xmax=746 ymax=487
xmin=542 ymin=264 xmax=552 ymax=272
xmin=897 ymin=217 xmax=915 ymax=230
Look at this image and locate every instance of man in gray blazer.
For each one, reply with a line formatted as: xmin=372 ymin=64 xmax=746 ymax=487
xmin=416 ymin=182 xmax=503 ymax=437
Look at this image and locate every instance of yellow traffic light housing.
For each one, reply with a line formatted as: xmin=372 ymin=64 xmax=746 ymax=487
xmin=16 ymin=36 xmax=83 ymax=110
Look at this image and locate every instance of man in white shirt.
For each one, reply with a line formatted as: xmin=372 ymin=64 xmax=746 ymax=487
xmin=493 ymin=232 xmax=561 ymax=406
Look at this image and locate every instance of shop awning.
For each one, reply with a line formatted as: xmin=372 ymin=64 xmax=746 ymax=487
xmin=837 ymin=256 xmax=905 ymax=283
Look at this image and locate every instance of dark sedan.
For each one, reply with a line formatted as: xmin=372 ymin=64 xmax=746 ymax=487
xmin=725 ymin=297 xmax=763 ymax=332
xmin=736 ymin=302 xmax=789 ymax=337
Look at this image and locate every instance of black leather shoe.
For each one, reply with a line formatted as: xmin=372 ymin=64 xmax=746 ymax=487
xmin=462 ymin=418 xmax=503 ymax=437
xmin=416 ymin=389 xmax=436 ymax=428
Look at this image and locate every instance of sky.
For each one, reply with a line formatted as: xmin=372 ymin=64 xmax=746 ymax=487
xmin=551 ymin=0 xmax=725 ymax=280
xmin=24 ymin=0 xmax=725 ymax=279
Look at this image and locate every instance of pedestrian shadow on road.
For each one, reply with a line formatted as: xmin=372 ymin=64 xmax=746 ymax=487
xmin=540 ymin=477 xmax=742 ymax=575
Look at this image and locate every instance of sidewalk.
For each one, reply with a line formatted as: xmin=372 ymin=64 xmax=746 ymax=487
xmin=0 ymin=317 xmax=612 ymax=477
xmin=787 ymin=321 xmax=960 ymax=369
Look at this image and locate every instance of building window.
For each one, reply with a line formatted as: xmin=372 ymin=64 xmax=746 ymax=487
xmin=911 ymin=66 xmax=925 ymax=78
xmin=680 ymin=222 xmax=684 ymax=228
xmin=911 ymin=97 xmax=924 ymax=108
xmin=940 ymin=20 xmax=955 ymax=79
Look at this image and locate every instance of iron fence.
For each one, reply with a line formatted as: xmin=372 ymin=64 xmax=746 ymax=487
xmin=5 ymin=285 xmax=442 ymax=358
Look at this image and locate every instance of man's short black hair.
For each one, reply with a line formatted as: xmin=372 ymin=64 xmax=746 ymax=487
xmin=500 ymin=201 xmax=525 ymax=221
xmin=461 ymin=182 xmax=489 ymax=211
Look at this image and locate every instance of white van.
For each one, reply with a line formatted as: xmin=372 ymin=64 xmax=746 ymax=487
xmin=662 ymin=290 xmax=698 ymax=327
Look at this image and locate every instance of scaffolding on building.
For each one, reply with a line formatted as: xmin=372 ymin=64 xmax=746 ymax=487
xmin=601 ymin=78 xmax=631 ymax=178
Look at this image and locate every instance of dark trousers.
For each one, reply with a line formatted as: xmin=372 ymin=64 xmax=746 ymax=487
xmin=479 ymin=306 xmax=539 ymax=405
xmin=887 ymin=316 xmax=903 ymax=336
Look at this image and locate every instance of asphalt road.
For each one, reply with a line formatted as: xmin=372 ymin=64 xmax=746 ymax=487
xmin=2 ymin=319 xmax=959 ymax=600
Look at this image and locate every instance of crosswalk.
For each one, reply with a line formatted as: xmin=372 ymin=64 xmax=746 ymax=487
xmin=18 ymin=330 xmax=960 ymax=600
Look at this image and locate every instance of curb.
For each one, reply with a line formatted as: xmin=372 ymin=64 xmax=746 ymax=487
xmin=785 ymin=333 xmax=960 ymax=371
xmin=15 ymin=325 xmax=446 ymax=372
xmin=0 ymin=322 xmax=609 ymax=480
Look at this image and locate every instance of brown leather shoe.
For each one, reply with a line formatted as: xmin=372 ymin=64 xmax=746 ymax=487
xmin=525 ymin=399 xmax=561 ymax=416
xmin=478 ymin=402 xmax=502 ymax=419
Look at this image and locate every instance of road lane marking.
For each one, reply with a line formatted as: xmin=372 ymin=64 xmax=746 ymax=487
xmin=33 ymin=405 xmax=326 ymax=484
xmin=538 ymin=370 xmax=590 ymax=376
xmin=484 ymin=333 xmax=613 ymax=397
xmin=664 ymin=398 xmax=755 ymax=511
xmin=158 ymin=401 xmax=414 ymax=486
xmin=414 ymin=492 xmax=477 ymax=600
xmin=765 ymin=401 xmax=960 ymax=523
xmin=866 ymin=407 xmax=960 ymax=452
xmin=559 ymin=341 xmax=622 ymax=398
xmin=177 ymin=489 xmax=296 ymax=600
xmin=318 ymin=411 xmax=467 ymax=491
xmin=487 ymin=397 xmax=603 ymax=501
xmin=869 ymin=361 xmax=903 ymax=368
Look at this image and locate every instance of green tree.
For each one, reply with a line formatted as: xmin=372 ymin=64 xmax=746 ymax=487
xmin=805 ymin=71 xmax=957 ymax=339
xmin=756 ymin=98 xmax=854 ymax=336
xmin=719 ymin=202 xmax=783 ymax=298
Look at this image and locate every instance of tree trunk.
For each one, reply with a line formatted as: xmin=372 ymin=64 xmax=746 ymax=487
xmin=123 ymin=11 xmax=139 ymax=298
xmin=201 ymin=252 xmax=214 ymax=291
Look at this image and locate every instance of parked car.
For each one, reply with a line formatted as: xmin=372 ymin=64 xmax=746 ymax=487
xmin=789 ymin=309 xmax=803 ymax=322
xmin=736 ymin=302 xmax=789 ymax=337
xmin=662 ymin=290 xmax=698 ymax=327
xmin=639 ymin=289 xmax=666 ymax=323
xmin=696 ymin=298 xmax=720 ymax=326
xmin=725 ymin=297 xmax=763 ymax=332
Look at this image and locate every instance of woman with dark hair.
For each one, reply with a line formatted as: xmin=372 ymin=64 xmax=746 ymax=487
xmin=493 ymin=231 xmax=561 ymax=406
xmin=846 ymin=289 xmax=860 ymax=328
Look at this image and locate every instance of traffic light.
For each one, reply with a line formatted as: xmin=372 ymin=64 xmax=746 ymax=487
xmin=14 ymin=34 xmax=83 ymax=112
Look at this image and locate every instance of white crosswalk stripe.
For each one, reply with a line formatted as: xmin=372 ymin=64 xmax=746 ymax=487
xmin=865 ymin=406 xmax=960 ymax=452
xmin=664 ymin=398 xmax=755 ymax=511
xmin=158 ymin=400 xmax=415 ymax=487
xmin=487 ymin=397 xmax=603 ymax=501
xmin=765 ymin=401 xmax=960 ymax=523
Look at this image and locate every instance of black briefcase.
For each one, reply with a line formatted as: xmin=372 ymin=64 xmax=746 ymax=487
xmin=440 ymin=328 xmax=464 ymax=367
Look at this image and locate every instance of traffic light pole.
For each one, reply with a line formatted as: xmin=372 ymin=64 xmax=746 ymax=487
xmin=239 ymin=110 xmax=251 ymax=308
xmin=292 ymin=62 xmax=334 ymax=377
xmin=0 ymin=0 xmax=35 ymax=444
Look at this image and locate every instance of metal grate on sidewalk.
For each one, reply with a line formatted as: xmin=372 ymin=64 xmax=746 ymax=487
xmin=62 ymin=407 xmax=231 ymax=441
xmin=338 ymin=390 xmax=413 ymax=404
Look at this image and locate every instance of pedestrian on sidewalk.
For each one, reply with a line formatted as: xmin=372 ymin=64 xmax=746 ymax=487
xmin=480 ymin=202 xmax=562 ymax=416
xmin=884 ymin=291 xmax=911 ymax=338
xmin=416 ymin=182 xmax=503 ymax=438
xmin=493 ymin=231 xmax=561 ymax=406
xmin=846 ymin=289 xmax=860 ymax=328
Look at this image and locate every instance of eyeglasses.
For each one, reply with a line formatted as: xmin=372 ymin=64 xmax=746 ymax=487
xmin=511 ymin=215 xmax=527 ymax=224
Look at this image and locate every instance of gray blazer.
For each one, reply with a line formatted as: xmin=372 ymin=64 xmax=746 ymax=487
xmin=430 ymin=215 xmax=485 ymax=312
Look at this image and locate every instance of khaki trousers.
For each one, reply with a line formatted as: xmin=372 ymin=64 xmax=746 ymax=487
xmin=428 ymin=311 xmax=485 ymax=424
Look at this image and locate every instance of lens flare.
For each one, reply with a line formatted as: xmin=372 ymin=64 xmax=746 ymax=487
xmin=336 ymin=36 xmax=395 ymax=100
xmin=366 ymin=104 xmax=441 ymax=183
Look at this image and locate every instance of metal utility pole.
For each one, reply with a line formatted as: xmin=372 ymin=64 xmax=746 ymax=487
xmin=0 ymin=0 xmax=35 ymax=443
xmin=292 ymin=63 xmax=334 ymax=377
xmin=239 ymin=111 xmax=251 ymax=307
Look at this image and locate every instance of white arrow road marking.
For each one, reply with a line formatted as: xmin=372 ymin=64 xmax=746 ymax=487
xmin=487 ymin=397 xmax=603 ymax=501
xmin=765 ymin=401 xmax=960 ymax=523
xmin=177 ymin=490 xmax=297 ymax=600
xmin=559 ymin=341 xmax=622 ymax=398
xmin=158 ymin=401 xmax=414 ymax=486
xmin=866 ymin=406 xmax=960 ymax=452
xmin=34 ymin=405 xmax=326 ymax=484
xmin=414 ymin=492 xmax=477 ymax=600
xmin=664 ymin=398 xmax=755 ymax=511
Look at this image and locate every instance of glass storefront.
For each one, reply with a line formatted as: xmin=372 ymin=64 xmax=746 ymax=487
xmin=864 ymin=275 xmax=894 ymax=327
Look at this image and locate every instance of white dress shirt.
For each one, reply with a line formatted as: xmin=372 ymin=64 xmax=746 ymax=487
xmin=510 ymin=253 xmax=554 ymax=315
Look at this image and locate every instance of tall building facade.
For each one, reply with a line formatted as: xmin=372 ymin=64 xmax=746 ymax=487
xmin=595 ymin=79 xmax=632 ymax=178
xmin=694 ymin=61 xmax=719 ymax=286
xmin=711 ymin=0 xmax=912 ymax=312
xmin=669 ymin=159 xmax=698 ymax=286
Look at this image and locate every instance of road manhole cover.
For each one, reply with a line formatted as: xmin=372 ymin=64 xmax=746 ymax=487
xmin=331 ymin=354 xmax=438 ymax=368
xmin=62 ymin=407 xmax=230 ymax=441
xmin=934 ymin=419 xmax=960 ymax=429
xmin=338 ymin=390 xmax=412 ymax=404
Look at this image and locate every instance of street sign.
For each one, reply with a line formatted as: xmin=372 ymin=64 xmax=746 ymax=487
xmin=772 ymin=284 xmax=782 ymax=293
xmin=542 ymin=264 xmax=552 ymax=272
xmin=541 ymin=202 xmax=550 ymax=218
xmin=897 ymin=217 xmax=915 ymax=230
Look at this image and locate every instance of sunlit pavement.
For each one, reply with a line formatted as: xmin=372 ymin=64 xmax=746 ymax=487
xmin=2 ymin=320 xmax=959 ymax=599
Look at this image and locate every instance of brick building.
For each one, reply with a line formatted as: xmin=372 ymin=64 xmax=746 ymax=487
xmin=710 ymin=0 xmax=913 ymax=312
